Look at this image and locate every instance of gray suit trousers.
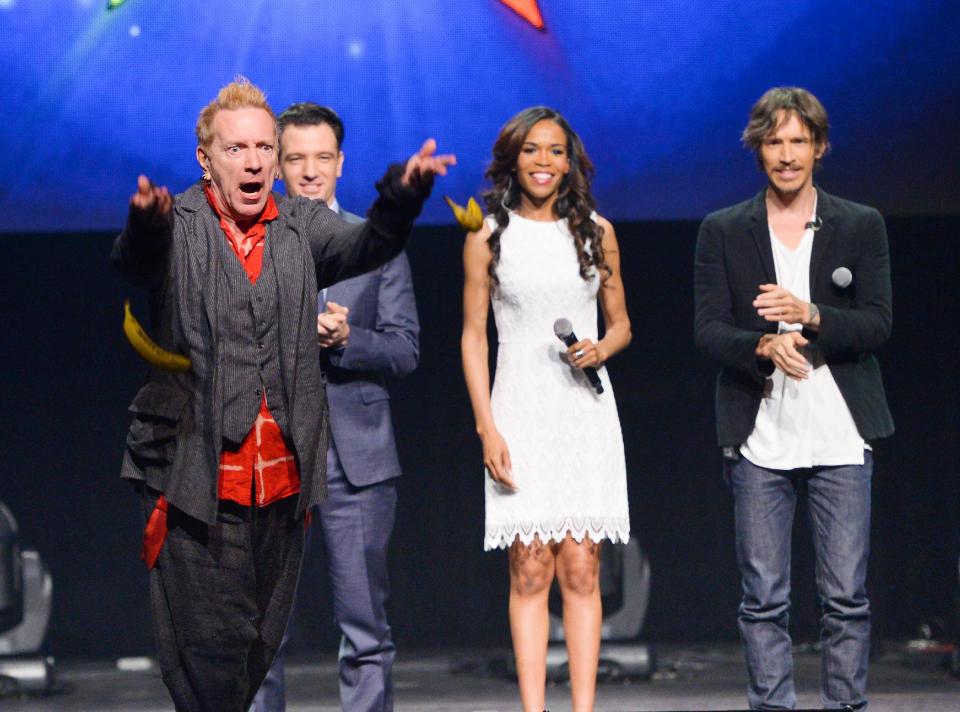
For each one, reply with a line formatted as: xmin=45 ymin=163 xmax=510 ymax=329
xmin=250 ymin=441 xmax=397 ymax=712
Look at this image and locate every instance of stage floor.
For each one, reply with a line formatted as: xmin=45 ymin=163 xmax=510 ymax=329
xmin=1 ymin=643 xmax=956 ymax=711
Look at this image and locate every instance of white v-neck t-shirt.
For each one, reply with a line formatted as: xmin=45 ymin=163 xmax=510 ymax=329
xmin=741 ymin=210 xmax=866 ymax=469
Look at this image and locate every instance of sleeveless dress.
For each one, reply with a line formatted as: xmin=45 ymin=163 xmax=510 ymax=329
xmin=484 ymin=212 xmax=630 ymax=550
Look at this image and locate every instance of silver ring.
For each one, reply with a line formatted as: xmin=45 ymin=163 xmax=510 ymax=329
xmin=574 ymin=349 xmax=585 ymax=360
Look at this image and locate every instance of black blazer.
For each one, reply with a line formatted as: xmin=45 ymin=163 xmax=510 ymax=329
xmin=694 ymin=188 xmax=894 ymax=447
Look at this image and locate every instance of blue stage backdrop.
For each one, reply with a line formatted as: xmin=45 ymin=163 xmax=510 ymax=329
xmin=0 ymin=1 xmax=958 ymax=232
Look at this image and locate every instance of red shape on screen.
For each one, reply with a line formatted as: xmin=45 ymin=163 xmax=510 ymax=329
xmin=500 ymin=0 xmax=545 ymax=30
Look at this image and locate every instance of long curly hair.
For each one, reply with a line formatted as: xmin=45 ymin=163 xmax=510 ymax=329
xmin=483 ymin=106 xmax=609 ymax=290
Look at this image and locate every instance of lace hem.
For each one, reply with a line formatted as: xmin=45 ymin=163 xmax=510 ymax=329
xmin=484 ymin=516 xmax=630 ymax=551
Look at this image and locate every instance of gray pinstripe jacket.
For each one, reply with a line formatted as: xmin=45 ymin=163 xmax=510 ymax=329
xmin=112 ymin=166 xmax=428 ymax=524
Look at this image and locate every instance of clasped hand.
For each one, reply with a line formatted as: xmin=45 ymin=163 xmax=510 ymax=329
xmin=317 ymin=301 xmax=349 ymax=348
xmin=756 ymin=331 xmax=810 ymax=380
xmin=753 ymin=284 xmax=815 ymax=379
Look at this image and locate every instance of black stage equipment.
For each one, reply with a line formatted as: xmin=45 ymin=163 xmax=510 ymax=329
xmin=0 ymin=502 xmax=56 ymax=696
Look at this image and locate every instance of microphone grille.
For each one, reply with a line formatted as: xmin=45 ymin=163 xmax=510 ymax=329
xmin=553 ymin=318 xmax=573 ymax=338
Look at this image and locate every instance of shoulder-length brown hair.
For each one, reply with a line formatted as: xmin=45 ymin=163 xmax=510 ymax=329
xmin=741 ymin=86 xmax=831 ymax=168
xmin=483 ymin=106 xmax=610 ymax=289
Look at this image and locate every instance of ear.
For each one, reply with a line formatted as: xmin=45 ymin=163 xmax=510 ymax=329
xmin=814 ymin=141 xmax=826 ymax=160
xmin=196 ymin=145 xmax=210 ymax=179
xmin=336 ymin=150 xmax=345 ymax=179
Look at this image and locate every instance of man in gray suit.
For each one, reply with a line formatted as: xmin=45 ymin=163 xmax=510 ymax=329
xmin=251 ymin=104 xmax=418 ymax=712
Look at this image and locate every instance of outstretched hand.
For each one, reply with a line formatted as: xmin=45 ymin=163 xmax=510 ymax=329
xmin=402 ymin=139 xmax=456 ymax=188
xmin=130 ymin=175 xmax=172 ymax=226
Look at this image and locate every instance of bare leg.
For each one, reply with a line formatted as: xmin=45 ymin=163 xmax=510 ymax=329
xmin=509 ymin=536 xmax=556 ymax=712
xmin=555 ymin=535 xmax=601 ymax=712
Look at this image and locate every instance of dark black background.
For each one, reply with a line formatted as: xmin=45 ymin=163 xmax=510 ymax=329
xmin=2 ymin=207 xmax=957 ymax=660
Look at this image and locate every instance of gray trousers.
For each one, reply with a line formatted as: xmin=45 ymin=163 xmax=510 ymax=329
xmin=251 ymin=444 xmax=397 ymax=712
xmin=149 ymin=494 xmax=305 ymax=712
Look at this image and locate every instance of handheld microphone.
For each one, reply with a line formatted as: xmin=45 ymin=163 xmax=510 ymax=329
xmin=553 ymin=318 xmax=604 ymax=394
xmin=832 ymin=266 xmax=853 ymax=288
xmin=804 ymin=216 xmax=823 ymax=231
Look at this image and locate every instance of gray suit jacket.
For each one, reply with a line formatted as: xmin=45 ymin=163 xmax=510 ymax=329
xmin=112 ymin=166 xmax=428 ymax=524
xmin=321 ymin=208 xmax=420 ymax=487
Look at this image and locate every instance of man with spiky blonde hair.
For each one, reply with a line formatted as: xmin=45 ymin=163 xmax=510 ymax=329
xmin=112 ymin=77 xmax=454 ymax=710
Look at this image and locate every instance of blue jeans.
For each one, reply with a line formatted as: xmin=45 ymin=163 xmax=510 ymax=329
xmin=727 ymin=452 xmax=872 ymax=710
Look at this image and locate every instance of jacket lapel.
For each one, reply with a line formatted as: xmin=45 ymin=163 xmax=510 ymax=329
xmin=179 ymin=183 xmax=220 ymax=337
xmin=749 ymin=189 xmax=776 ymax=283
xmin=267 ymin=207 xmax=305 ymax=351
xmin=808 ymin=187 xmax=835 ymax=295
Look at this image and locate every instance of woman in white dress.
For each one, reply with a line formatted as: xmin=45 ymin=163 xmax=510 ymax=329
xmin=461 ymin=107 xmax=632 ymax=712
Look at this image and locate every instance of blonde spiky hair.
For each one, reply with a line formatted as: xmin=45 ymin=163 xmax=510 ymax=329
xmin=195 ymin=76 xmax=277 ymax=148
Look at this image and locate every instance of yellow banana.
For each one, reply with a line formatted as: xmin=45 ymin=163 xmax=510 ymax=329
xmin=444 ymin=195 xmax=485 ymax=232
xmin=122 ymin=300 xmax=192 ymax=373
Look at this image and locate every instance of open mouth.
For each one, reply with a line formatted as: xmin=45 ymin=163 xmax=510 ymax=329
xmin=530 ymin=172 xmax=554 ymax=185
xmin=240 ymin=181 xmax=263 ymax=197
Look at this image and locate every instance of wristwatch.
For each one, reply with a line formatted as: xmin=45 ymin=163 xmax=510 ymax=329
xmin=807 ymin=302 xmax=820 ymax=325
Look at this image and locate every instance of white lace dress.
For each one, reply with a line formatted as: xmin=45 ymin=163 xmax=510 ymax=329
xmin=484 ymin=213 xmax=630 ymax=550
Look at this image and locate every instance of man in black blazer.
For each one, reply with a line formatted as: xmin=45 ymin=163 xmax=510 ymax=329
xmin=694 ymin=87 xmax=892 ymax=710
xmin=251 ymin=104 xmax=418 ymax=712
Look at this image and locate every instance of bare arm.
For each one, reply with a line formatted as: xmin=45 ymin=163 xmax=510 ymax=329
xmin=461 ymin=224 xmax=515 ymax=489
xmin=565 ymin=217 xmax=632 ymax=368
xmin=595 ymin=218 xmax=632 ymax=361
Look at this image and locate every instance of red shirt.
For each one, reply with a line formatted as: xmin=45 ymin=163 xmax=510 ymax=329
xmin=204 ymin=185 xmax=300 ymax=507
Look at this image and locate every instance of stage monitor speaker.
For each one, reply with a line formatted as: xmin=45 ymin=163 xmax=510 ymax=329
xmin=0 ymin=501 xmax=56 ymax=698
xmin=0 ymin=503 xmax=23 ymax=634
xmin=0 ymin=550 xmax=52 ymax=655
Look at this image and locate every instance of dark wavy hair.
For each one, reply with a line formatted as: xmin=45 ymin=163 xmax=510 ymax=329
xmin=483 ymin=107 xmax=609 ymax=290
